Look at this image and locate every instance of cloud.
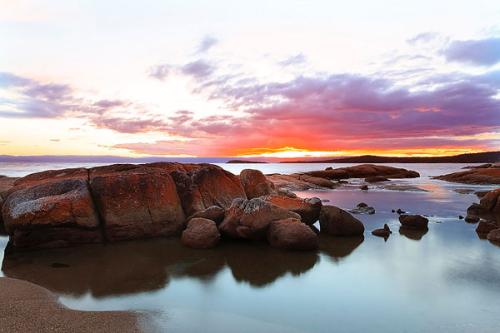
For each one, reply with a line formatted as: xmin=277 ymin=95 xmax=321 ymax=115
xmin=407 ymin=32 xmax=440 ymax=44
xmin=181 ymin=59 xmax=215 ymax=78
xmin=196 ymin=36 xmax=218 ymax=54
xmin=278 ymin=53 xmax=307 ymax=67
xmin=148 ymin=64 xmax=171 ymax=81
xmin=443 ymin=37 xmax=500 ymax=66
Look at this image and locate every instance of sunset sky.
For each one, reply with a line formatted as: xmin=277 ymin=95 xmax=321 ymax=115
xmin=1 ymin=0 xmax=499 ymax=158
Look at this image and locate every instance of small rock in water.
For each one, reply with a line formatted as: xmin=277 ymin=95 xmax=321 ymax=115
xmin=399 ymin=214 xmax=429 ymax=230
xmin=396 ymin=208 xmax=406 ymax=215
xmin=391 ymin=209 xmax=396 ymax=213
xmin=372 ymin=224 xmax=392 ymax=239
xmin=350 ymin=202 xmax=376 ymax=215
xmin=360 ymin=185 xmax=369 ymax=191
xmin=458 ymin=215 xmax=464 ymax=219
xmin=50 ymin=262 xmax=70 ymax=268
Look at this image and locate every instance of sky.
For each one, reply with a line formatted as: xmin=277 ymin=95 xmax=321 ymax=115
xmin=1 ymin=0 xmax=500 ymax=158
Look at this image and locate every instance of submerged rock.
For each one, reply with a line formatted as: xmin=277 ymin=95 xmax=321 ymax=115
xmin=219 ymin=198 xmax=300 ymax=240
xmin=267 ymin=218 xmax=318 ymax=251
xmin=240 ymin=169 xmax=275 ymax=199
xmin=181 ymin=218 xmax=220 ymax=249
xmin=399 ymin=214 xmax=429 ymax=230
xmin=264 ymin=194 xmax=322 ymax=225
xmin=319 ymin=205 xmax=365 ymax=236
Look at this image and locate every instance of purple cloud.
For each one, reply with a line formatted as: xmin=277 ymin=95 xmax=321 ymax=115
xmin=443 ymin=37 xmax=500 ymax=66
xmin=197 ymin=36 xmax=218 ymax=53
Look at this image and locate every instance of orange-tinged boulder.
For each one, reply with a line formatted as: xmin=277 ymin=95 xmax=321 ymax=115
xmin=319 ymin=205 xmax=365 ymax=236
xmin=89 ymin=167 xmax=185 ymax=241
xmin=2 ymin=179 xmax=102 ymax=249
xmin=264 ymin=194 xmax=322 ymax=225
xmin=219 ymin=198 xmax=300 ymax=240
xmin=181 ymin=217 xmax=220 ymax=249
xmin=240 ymin=169 xmax=275 ymax=199
xmin=267 ymin=218 xmax=318 ymax=251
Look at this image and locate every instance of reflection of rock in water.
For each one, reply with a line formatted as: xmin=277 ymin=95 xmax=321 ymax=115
xmin=222 ymin=240 xmax=319 ymax=287
xmin=319 ymin=235 xmax=364 ymax=262
xmin=2 ymin=238 xmax=319 ymax=296
xmin=398 ymin=227 xmax=428 ymax=241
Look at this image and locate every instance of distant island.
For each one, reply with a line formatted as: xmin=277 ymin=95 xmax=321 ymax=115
xmin=281 ymin=151 xmax=500 ymax=164
xmin=227 ymin=160 xmax=268 ymax=164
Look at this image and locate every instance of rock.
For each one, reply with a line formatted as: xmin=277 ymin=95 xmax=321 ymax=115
xmin=219 ymin=198 xmax=300 ymax=240
xmin=240 ymin=169 xmax=275 ymax=199
xmin=89 ymin=167 xmax=185 ymax=241
xmin=360 ymin=185 xmax=369 ymax=191
xmin=187 ymin=205 xmax=225 ymax=224
xmin=305 ymin=169 xmax=349 ymax=180
xmin=319 ymin=205 xmax=365 ymax=236
xmin=165 ymin=163 xmax=247 ymax=217
xmin=267 ymin=218 xmax=318 ymax=251
xmin=264 ymin=194 xmax=322 ymax=225
xmin=372 ymin=224 xmax=392 ymax=238
xmin=181 ymin=218 xmax=220 ymax=249
xmin=277 ymin=188 xmax=298 ymax=198
xmin=399 ymin=214 xmax=429 ymax=230
xmin=465 ymin=215 xmax=480 ymax=223
xmin=434 ymin=167 xmax=500 ymax=184
xmin=487 ymin=228 xmax=500 ymax=243
xmin=476 ymin=221 xmax=498 ymax=238
xmin=350 ymin=202 xmax=375 ymax=215
xmin=2 ymin=179 xmax=102 ymax=249
xmin=365 ymin=176 xmax=389 ymax=183
xmin=459 ymin=215 xmax=464 ymax=219
xmin=12 ymin=168 xmax=89 ymax=189
xmin=297 ymin=175 xmax=335 ymax=188
xmin=475 ymin=191 xmax=489 ymax=198
xmin=396 ymin=209 xmax=406 ymax=215
xmin=334 ymin=164 xmax=420 ymax=179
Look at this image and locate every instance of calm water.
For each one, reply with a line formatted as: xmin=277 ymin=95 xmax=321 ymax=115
xmin=1 ymin=163 xmax=499 ymax=332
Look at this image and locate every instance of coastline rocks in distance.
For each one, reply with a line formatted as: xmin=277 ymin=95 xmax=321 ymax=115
xmin=267 ymin=218 xmax=318 ymax=251
xmin=219 ymin=197 xmax=300 ymax=240
xmin=365 ymin=176 xmax=389 ymax=183
xmin=264 ymin=194 xmax=322 ymax=225
xmin=181 ymin=218 xmax=220 ymax=249
xmin=2 ymin=179 xmax=102 ymax=249
xmin=90 ymin=167 xmax=186 ymax=241
xmin=331 ymin=164 xmax=420 ymax=179
xmin=240 ymin=169 xmax=275 ymax=199
xmin=187 ymin=205 xmax=225 ymax=224
xmin=399 ymin=214 xmax=429 ymax=230
xmin=434 ymin=164 xmax=500 ymax=184
xmin=319 ymin=205 xmax=365 ymax=236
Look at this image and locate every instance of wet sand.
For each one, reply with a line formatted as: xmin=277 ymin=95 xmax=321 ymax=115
xmin=0 ymin=277 xmax=145 ymax=333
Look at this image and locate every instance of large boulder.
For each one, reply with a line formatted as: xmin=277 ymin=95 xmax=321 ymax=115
xmin=319 ymin=164 xmax=419 ymax=179
xmin=219 ymin=198 xmax=300 ymax=240
xmin=399 ymin=215 xmax=429 ymax=230
xmin=2 ymin=179 xmax=102 ymax=249
xmin=476 ymin=221 xmax=498 ymax=238
xmin=487 ymin=228 xmax=500 ymax=243
xmin=181 ymin=218 xmax=220 ymax=249
xmin=264 ymin=194 xmax=322 ymax=225
xmin=187 ymin=205 xmax=225 ymax=224
xmin=319 ymin=205 xmax=365 ymax=236
xmin=267 ymin=218 xmax=318 ymax=251
xmin=166 ymin=163 xmax=246 ymax=216
xmin=13 ymin=168 xmax=89 ymax=189
xmin=305 ymin=169 xmax=349 ymax=180
xmin=240 ymin=169 xmax=275 ymax=199
xmin=89 ymin=167 xmax=185 ymax=241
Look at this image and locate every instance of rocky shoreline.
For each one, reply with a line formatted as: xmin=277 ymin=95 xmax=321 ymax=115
xmin=1 ymin=163 xmax=499 ymax=252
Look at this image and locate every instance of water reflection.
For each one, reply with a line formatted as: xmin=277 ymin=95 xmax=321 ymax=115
xmin=398 ymin=226 xmax=428 ymax=240
xmin=2 ymin=238 xmax=323 ymax=295
xmin=319 ymin=235 xmax=364 ymax=262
